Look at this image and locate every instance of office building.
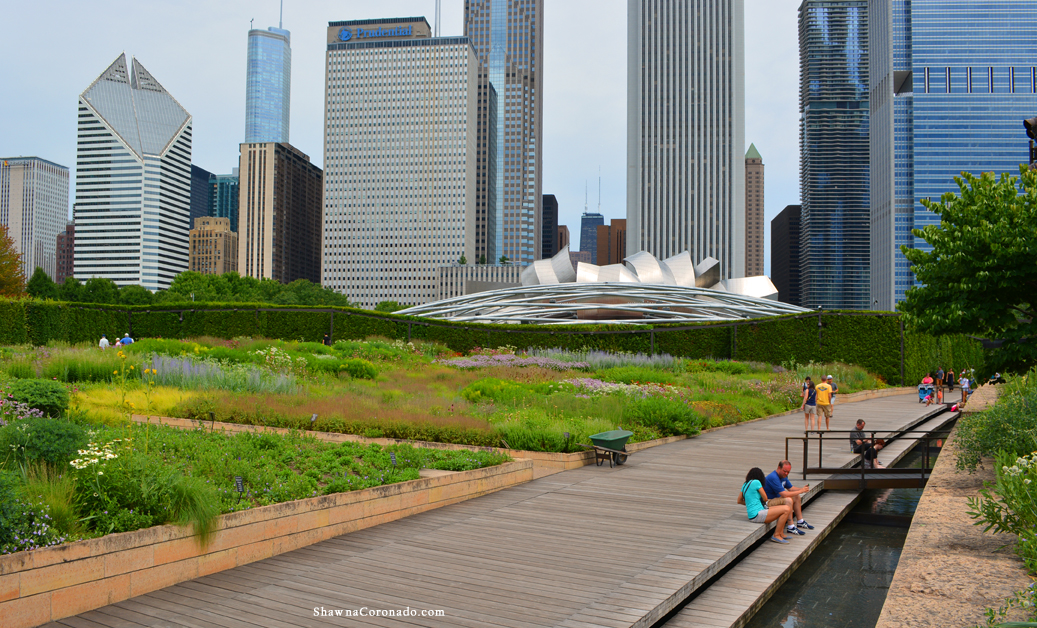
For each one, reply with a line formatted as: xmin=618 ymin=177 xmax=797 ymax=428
xmin=74 ymin=54 xmax=192 ymax=291
xmin=627 ymin=0 xmax=746 ymax=278
xmin=464 ymin=0 xmax=544 ymax=264
xmin=190 ymin=165 xmax=213 ymax=224
xmin=190 ymin=216 xmax=238 ymax=275
xmin=436 ymin=264 xmax=524 ymax=300
xmin=558 ymin=225 xmax=570 ymax=251
xmin=771 ymin=204 xmax=801 ymax=306
xmin=0 ymin=157 xmax=69 ymax=278
xmin=745 ymin=144 xmax=764 ymax=276
xmin=596 ymin=219 xmax=628 ymax=266
xmin=238 ymin=142 xmax=321 ymax=284
xmin=322 ymin=18 xmax=477 ymax=308
xmin=209 ymin=169 xmax=240 ymax=233
xmin=541 ymin=194 xmax=558 ymax=258
xmin=799 ymin=0 xmax=870 ymax=309
xmin=55 ymin=222 xmax=74 ymax=284
xmin=870 ymin=0 xmax=1037 ymax=310
xmin=569 ymin=250 xmax=590 ymax=266
xmin=580 ymin=212 xmax=604 ymax=263
xmin=245 ymin=25 xmax=291 ymax=143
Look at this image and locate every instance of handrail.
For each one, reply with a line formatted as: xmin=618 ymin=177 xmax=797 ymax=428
xmin=785 ymin=430 xmax=953 ymax=479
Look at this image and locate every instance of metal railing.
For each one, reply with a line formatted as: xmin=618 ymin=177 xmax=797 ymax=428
xmin=785 ymin=429 xmax=953 ymax=480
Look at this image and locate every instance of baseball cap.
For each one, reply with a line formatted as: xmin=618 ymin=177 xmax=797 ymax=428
xmin=826 ymin=375 xmax=833 ymax=380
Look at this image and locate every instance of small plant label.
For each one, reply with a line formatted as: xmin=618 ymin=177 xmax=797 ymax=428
xmin=234 ymin=476 xmax=243 ymax=493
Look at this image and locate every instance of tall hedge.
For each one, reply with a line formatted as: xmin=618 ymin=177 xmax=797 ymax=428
xmin=0 ymin=298 xmax=984 ymax=385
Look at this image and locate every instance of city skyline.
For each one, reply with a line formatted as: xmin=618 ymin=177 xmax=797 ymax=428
xmin=0 ymin=0 xmax=799 ymax=277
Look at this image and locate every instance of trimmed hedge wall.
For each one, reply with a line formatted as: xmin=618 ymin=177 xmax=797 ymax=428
xmin=0 ymin=299 xmax=985 ymax=385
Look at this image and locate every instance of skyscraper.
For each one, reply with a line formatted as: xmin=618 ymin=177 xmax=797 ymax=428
xmin=541 ymin=194 xmax=558 ymax=259
xmin=771 ymin=204 xmax=802 ymax=306
xmin=627 ymin=0 xmax=746 ymax=278
xmin=464 ymin=0 xmax=544 ymax=265
xmin=799 ymin=0 xmax=870 ymax=309
xmin=209 ymin=169 xmax=240 ymax=233
xmin=0 ymin=157 xmax=69 ymax=278
xmin=56 ymin=222 xmax=74 ymax=284
xmin=322 ymin=18 xmax=477 ymax=308
xmin=870 ymin=0 xmax=1037 ymax=311
xmin=580 ymin=212 xmax=604 ymax=264
xmin=74 ymin=54 xmax=192 ymax=291
xmin=597 ymin=218 xmax=628 ymax=266
xmin=190 ymin=165 xmax=213 ymax=224
xmin=190 ymin=216 xmax=238 ymax=275
xmin=744 ymin=144 xmax=764 ymax=276
xmin=245 ymin=24 xmax=291 ymax=144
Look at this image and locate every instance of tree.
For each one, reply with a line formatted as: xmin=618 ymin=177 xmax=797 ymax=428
xmin=81 ymin=277 xmax=120 ymax=304
xmin=58 ymin=277 xmax=83 ymax=303
xmin=374 ymin=301 xmax=405 ymax=313
xmin=478 ymin=254 xmax=487 ymax=265
xmin=458 ymin=253 xmax=468 ymax=265
xmin=26 ymin=267 xmax=58 ymax=300
xmin=499 ymin=255 xmax=509 ymax=265
xmin=0 ymin=224 xmax=26 ymax=297
xmin=118 ymin=284 xmax=154 ymax=305
xmin=899 ymin=167 xmax=1037 ymax=372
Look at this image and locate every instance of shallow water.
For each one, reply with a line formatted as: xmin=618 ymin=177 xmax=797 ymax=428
xmin=741 ymin=446 xmax=936 ymax=628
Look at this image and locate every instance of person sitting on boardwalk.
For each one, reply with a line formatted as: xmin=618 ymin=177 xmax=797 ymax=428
xmin=863 ymin=439 xmax=886 ymax=469
xmin=850 ymin=419 xmax=871 ymax=453
xmin=764 ymin=460 xmax=814 ymax=535
xmin=801 ymin=380 xmax=818 ymax=432
xmin=739 ymin=467 xmax=793 ymax=544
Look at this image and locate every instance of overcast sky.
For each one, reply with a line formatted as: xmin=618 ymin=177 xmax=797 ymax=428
xmin=1 ymin=0 xmax=798 ymax=275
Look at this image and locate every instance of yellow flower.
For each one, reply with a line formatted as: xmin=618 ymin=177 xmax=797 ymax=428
xmin=129 ymin=365 xmax=134 ymax=370
xmin=113 ymin=370 xmax=119 ymax=375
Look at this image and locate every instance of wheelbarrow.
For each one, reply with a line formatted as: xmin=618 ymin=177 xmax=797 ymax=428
xmin=581 ymin=429 xmax=634 ymax=467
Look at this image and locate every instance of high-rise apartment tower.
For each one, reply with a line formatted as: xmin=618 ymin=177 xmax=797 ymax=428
xmin=464 ymin=0 xmax=544 ymax=265
xmin=245 ymin=24 xmax=291 ymax=144
xmin=627 ymin=0 xmax=746 ymax=278
xmin=799 ymin=0 xmax=870 ymax=309
xmin=74 ymin=54 xmax=192 ymax=290
xmin=744 ymin=144 xmax=764 ymax=276
xmin=771 ymin=204 xmax=802 ymax=306
xmin=0 ymin=157 xmax=69 ymax=278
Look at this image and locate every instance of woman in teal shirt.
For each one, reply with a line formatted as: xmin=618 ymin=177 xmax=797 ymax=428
xmin=741 ymin=467 xmax=793 ymax=544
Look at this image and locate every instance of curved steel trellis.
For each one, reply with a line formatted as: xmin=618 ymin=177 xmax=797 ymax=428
xmin=398 ymin=283 xmax=809 ymax=325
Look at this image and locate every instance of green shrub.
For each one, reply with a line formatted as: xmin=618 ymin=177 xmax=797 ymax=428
xmin=341 ymin=358 xmax=377 ymax=379
xmin=0 ymin=418 xmax=88 ymax=467
xmin=0 ymin=470 xmax=68 ymax=554
xmin=597 ymin=366 xmax=680 ymax=385
xmin=10 ymin=379 xmax=70 ymax=417
xmin=686 ymin=359 xmax=749 ymax=375
xmin=460 ymin=378 xmax=546 ymax=404
xmin=622 ymin=396 xmax=703 ymax=437
xmin=956 ymin=368 xmax=1037 ymax=471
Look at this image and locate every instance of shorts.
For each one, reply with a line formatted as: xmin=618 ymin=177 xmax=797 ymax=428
xmin=750 ymin=509 xmax=769 ymax=524
xmin=804 ymin=405 xmax=817 ymax=415
xmin=818 ymin=404 xmax=833 ymax=419
xmin=767 ymin=497 xmax=789 ymax=507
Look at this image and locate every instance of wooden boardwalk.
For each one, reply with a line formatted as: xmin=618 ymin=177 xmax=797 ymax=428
xmin=47 ymin=395 xmax=943 ymax=628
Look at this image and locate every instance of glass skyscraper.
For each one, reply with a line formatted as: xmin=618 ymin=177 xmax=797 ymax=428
xmin=870 ymin=0 xmax=1037 ymax=310
xmin=209 ymin=170 xmax=239 ymax=233
xmin=799 ymin=0 xmax=870 ymax=310
xmin=245 ymin=26 xmax=291 ymax=144
xmin=464 ymin=0 xmax=543 ymax=265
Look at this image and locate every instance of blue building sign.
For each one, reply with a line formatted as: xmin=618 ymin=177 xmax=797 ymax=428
xmin=339 ymin=25 xmax=412 ymax=42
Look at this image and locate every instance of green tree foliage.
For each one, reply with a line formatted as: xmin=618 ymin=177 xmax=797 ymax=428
xmin=478 ymin=254 xmax=487 ymax=265
xmin=81 ymin=277 xmax=120 ymax=304
xmin=499 ymin=255 xmax=509 ymax=265
xmin=119 ymin=284 xmax=154 ymax=305
xmin=374 ymin=301 xmax=406 ymax=313
xmin=26 ymin=267 xmax=58 ymax=300
xmin=156 ymin=272 xmax=353 ymax=307
xmin=0 ymin=224 xmax=25 ymax=297
xmin=58 ymin=277 xmax=83 ymax=303
xmin=458 ymin=253 xmax=467 ymax=265
xmin=900 ymin=167 xmax=1037 ymax=372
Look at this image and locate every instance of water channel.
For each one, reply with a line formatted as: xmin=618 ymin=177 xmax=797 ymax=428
xmin=741 ymin=443 xmax=939 ymax=628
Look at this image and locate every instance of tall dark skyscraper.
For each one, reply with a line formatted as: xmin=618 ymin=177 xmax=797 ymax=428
xmin=580 ymin=212 xmax=604 ymax=264
xmin=541 ymin=194 xmax=558 ymax=258
xmin=870 ymin=0 xmax=1037 ymax=310
xmin=799 ymin=0 xmax=870 ymax=309
xmin=464 ymin=0 xmax=543 ymax=265
xmin=190 ymin=165 xmax=213 ymax=224
xmin=771 ymin=204 xmax=802 ymax=306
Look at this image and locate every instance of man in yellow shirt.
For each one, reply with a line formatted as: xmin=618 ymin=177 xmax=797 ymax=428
xmin=815 ymin=378 xmax=833 ymax=430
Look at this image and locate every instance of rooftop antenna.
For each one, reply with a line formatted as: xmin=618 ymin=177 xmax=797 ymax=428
xmin=250 ymin=18 xmax=254 ymax=30
xmin=584 ymin=180 xmax=588 ymax=215
xmin=279 ymin=0 xmax=283 ymax=29
xmin=435 ymin=0 xmax=442 ymax=37
xmin=597 ymin=166 xmax=602 ymax=214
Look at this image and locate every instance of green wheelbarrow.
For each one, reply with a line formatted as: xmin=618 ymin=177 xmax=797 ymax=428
xmin=582 ymin=429 xmax=634 ymax=468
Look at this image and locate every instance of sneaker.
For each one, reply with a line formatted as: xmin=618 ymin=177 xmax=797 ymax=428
xmin=797 ymin=520 xmax=815 ymax=530
xmin=787 ymin=526 xmax=806 ymax=535
xmin=769 ymin=536 xmax=790 ymax=544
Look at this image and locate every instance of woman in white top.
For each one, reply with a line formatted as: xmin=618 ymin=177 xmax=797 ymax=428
xmin=959 ymin=375 xmax=970 ymax=404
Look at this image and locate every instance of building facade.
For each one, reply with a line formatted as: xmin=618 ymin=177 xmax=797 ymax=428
xmin=627 ymin=0 xmax=746 ymax=279
xmin=541 ymin=193 xmax=558 ymax=259
xmin=238 ymin=142 xmax=321 ymax=284
xmin=580 ymin=212 xmax=604 ymax=264
xmin=209 ymin=170 xmax=240 ymax=233
xmin=799 ymin=0 xmax=870 ymax=310
xmin=0 ymin=157 xmax=69 ymax=278
xmin=464 ymin=0 xmax=544 ymax=265
xmin=55 ymin=222 xmax=74 ymax=284
xmin=569 ymin=250 xmax=590 ymax=267
xmin=436 ymin=263 xmax=524 ymax=300
xmin=189 ymin=216 xmax=238 ymax=275
xmin=190 ymin=165 xmax=213 ymax=224
xmin=245 ymin=26 xmax=291 ymax=144
xmin=596 ymin=218 xmax=628 ymax=266
xmin=870 ymin=0 xmax=1037 ymax=310
xmin=771 ymin=204 xmax=802 ymax=306
xmin=322 ymin=18 xmax=477 ymax=309
xmin=74 ymin=54 xmax=192 ymax=291
xmin=744 ymin=144 xmax=764 ymax=276
xmin=558 ymin=225 xmax=570 ymax=251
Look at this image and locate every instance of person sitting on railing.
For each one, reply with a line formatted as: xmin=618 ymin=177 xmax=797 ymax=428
xmin=863 ymin=439 xmax=886 ymax=469
xmin=921 ymin=373 xmax=934 ymax=385
xmin=850 ymin=419 xmax=872 ymax=453
xmin=738 ymin=467 xmax=793 ymax=544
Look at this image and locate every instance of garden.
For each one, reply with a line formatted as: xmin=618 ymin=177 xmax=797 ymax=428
xmin=0 ymin=334 xmax=889 ymax=557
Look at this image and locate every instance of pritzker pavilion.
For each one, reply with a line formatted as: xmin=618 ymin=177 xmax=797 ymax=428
xmin=399 ymin=247 xmax=809 ymax=325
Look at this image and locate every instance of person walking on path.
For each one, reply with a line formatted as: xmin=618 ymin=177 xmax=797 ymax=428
xmin=801 ymin=380 xmax=818 ymax=432
xmin=825 ymin=375 xmax=838 ymax=416
xmin=739 ymin=468 xmax=793 ymax=544
xmin=946 ymin=369 xmax=956 ymax=392
xmin=815 ymin=378 xmax=834 ymax=430
xmin=98 ymin=334 xmax=109 ymax=350
xmin=936 ymin=367 xmax=945 ymax=391
xmin=764 ymin=461 xmax=814 ymax=536
xmin=960 ymin=374 xmax=971 ymax=404
xmin=121 ymin=333 xmax=134 ymax=345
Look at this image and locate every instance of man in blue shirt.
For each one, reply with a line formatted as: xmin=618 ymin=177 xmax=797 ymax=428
xmin=121 ymin=333 xmax=134 ymax=345
xmin=764 ymin=460 xmax=814 ymax=535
